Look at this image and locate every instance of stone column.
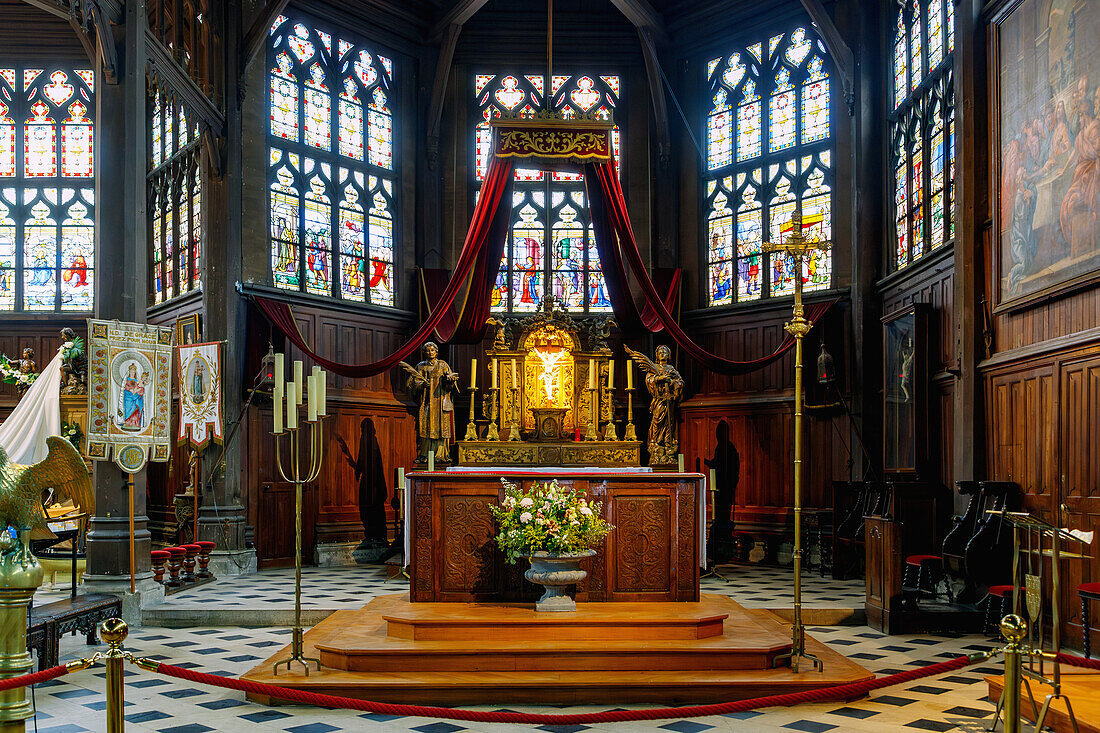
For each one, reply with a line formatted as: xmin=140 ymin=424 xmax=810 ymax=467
xmin=83 ymin=0 xmax=164 ymax=620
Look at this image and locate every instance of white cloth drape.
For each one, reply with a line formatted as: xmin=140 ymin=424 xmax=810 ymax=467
xmin=0 ymin=352 xmax=62 ymax=465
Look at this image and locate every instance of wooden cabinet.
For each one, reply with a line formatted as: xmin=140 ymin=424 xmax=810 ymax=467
xmin=864 ymin=516 xmax=901 ymax=632
xmin=408 ymin=471 xmax=703 ymax=603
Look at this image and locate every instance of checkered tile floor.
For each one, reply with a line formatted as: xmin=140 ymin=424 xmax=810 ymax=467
xmin=26 ymin=563 xmax=1005 ymax=733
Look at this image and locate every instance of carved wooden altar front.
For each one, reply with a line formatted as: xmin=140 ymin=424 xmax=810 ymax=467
xmin=407 ymin=470 xmax=703 ymax=603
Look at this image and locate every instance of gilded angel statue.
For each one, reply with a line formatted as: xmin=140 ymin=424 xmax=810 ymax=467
xmin=624 ymin=345 xmax=684 ymax=465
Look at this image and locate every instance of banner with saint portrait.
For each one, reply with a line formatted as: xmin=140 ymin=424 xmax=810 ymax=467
xmin=85 ymin=319 xmax=174 ymax=473
xmin=177 ymin=342 xmax=222 ymax=449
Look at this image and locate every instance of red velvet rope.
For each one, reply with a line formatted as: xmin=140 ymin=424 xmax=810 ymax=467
xmin=145 ymin=654 xmax=977 ymax=725
xmin=1055 ymin=653 xmax=1100 ymax=670
xmin=0 ymin=665 xmax=69 ymax=691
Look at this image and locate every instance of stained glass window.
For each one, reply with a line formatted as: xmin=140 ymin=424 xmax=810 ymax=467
xmin=268 ymin=15 xmax=396 ymax=305
xmin=476 ymin=73 xmax=619 ymax=314
xmin=892 ymin=0 xmax=955 ymax=270
xmin=704 ymin=26 xmax=832 ymax=305
xmin=148 ymin=89 xmax=203 ymax=303
xmin=0 ymin=66 xmax=95 ymax=312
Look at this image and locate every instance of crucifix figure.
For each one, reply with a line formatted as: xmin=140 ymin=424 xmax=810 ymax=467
xmin=761 ymin=209 xmax=831 ymax=673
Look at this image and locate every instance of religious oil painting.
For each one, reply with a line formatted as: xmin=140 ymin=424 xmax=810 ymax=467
xmin=994 ymin=0 xmax=1100 ymax=309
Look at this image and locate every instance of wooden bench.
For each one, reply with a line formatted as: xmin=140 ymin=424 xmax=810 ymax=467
xmin=27 ymin=594 xmax=122 ymax=670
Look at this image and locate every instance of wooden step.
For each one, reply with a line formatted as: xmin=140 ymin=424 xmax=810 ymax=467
xmin=383 ymin=599 xmax=731 ymax=641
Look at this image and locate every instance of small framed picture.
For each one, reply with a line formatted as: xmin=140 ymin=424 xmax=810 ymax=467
xmin=175 ymin=314 xmax=201 ymax=346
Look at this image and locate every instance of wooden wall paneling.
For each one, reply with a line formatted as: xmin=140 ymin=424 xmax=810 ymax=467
xmin=984 ymin=364 xmax=1057 ymax=516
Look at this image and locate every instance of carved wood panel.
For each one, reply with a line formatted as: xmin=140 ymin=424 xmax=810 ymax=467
xmin=609 ymin=496 xmax=670 ymax=593
xmin=439 ymin=495 xmax=498 ymax=595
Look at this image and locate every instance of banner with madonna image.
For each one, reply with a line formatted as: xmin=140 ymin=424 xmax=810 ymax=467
xmin=177 ymin=342 xmax=222 ymax=449
xmin=85 ymin=319 xmax=174 ymax=473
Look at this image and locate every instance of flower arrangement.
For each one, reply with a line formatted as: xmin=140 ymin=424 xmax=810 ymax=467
xmin=0 ymin=354 xmax=36 ymax=388
xmin=491 ymin=478 xmax=613 ymax=564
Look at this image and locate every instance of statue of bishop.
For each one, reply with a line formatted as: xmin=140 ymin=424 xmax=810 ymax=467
xmin=403 ymin=342 xmax=459 ymax=464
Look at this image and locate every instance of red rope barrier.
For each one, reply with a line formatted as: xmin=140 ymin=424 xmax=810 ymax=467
xmin=1055 ymin=653 xmax=1100 ymax=671
xmin=0 ymin=665 xmax=69 ymax=692
xmin=143 ymin=654 xmax=981 ymax=725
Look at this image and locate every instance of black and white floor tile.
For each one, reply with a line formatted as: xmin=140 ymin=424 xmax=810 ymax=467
xmin=27 ymin=562 xmax=1005 ymax=732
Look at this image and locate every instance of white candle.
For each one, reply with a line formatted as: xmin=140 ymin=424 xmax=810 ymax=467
xmin=589 ymin=359 xmax=595 ymax=389
xmin=492 ymin=359 xmax=498 ymax=389
xmin=511 ymin=358 xmax=517 ymax=386
xmin=627 ymin=359 xmax=633 ymax=389
xmin=274 ymin=353 xmax=285 ymax=392
xmin=293 ymin=360 xmax=304 ymax=405
xmin=471 ymin=358 xmax=477 ymax=390
xmin=428 ymin=451 xmax=435 ymax=472
xmin=398 ymin=466 xmax=405 ymax=488
xmin=318 ymin=370 xmax=327 ymax=416
xmin=608 ymin=360 xmax=614 ymax=390
xmin=709 ymin=468 xmax=717 ymax=493
xmin=307 ymin=374 xmax=317 ymax=422
xmin=286 ymin=382 xmax=297 ymax=430
xmin=677 ymin=453 xmax=685 ymax=473
xmin=273 ymin=386 xmax=283 ymax=434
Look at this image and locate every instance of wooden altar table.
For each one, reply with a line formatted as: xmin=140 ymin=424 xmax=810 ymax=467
xmin=404 ymin=469 xmax=706 ymax=603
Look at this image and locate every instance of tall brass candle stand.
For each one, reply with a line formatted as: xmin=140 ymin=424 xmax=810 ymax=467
xmin=604 ymin=389 xmax=619 ymax=441
xmin=624 ymin=386 xmax=637 ymax=441
xmin=585 ymin=382 xmax=600 ymax=441
xmin=486 ymin=387 xmax=501 ymax=441
xmin=507 ymin=386 xmax=522 ymax=441
xmin=0 ymin=529 xmax=42 ymax=733
xmin=272 ymin=364 xmax=327 ymax=676
xmin=464 ymin=386 xmax=479 ymax=441
xmin=763 ymin=210 xmax=828 ymax=673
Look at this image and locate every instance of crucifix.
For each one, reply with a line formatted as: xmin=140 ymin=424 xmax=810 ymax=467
xmin=762 ymin=209 xmax=830 ymax=673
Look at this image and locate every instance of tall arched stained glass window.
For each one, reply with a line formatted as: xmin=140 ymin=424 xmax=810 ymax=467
xmin=475 ymin=73 xmax=619 ymax=314
xmin=0 ymin=67 xmax=94 ymax=312
xmin=268 ymin=15 xmax=396 ymax=306
xmin=704 ymin=28 xmax=833 ymax=307
xmin=892 ymin=0 xmax=954 ymax=270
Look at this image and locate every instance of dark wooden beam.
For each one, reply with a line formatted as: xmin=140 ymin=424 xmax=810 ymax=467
xmin=241 ymin=0 xmax=290 ymax=67
xmin=637 ymin=26 xmax=670 ymax=163
xmin=799 ymin=0 xmax=855 ymax=111
xmin=426 ymin=22 xmax=461 ymax=169
xmin=428 ymin=0 xmax=489 ymax=43
xmin=86 ymin=0 xmax=118 ymax=83
xmin=608 ymin=0 xmax=668 ymax=44
xmin=68 ymin=13 xmax=98 ymax=66
xmin=21 ymin=0 xmax=67 ymax=20
xmin=145 ymin=27 xmax=225 ymax=134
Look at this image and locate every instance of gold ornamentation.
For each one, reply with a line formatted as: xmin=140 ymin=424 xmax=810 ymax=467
xmin=0 ymin=436 xmax=91 ymax=540
xmin=495 ymin=129 xmax=612 ymax=160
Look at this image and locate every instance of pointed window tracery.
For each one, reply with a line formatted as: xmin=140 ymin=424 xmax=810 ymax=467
xmin=266 ymin=15 xmax=396 ymax=305
xmin=704 ymin=25 xmax=832 ymax=306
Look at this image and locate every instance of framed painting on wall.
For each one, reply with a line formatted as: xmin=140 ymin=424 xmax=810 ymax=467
xmin=882 ymin=304 xmax=928 ymax=475
xmin=175 ymin=313 xmax=201 ymax=346
xmin=992 ymin=0 xmax=1100 ymax=311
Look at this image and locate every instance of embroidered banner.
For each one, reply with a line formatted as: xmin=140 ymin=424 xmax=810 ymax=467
xmin=86 ymin=319 xmax=174 ymax=473
xmin=177 ymin=342 xmax=222 ymax=449
xmin=491 ymin=116 xmax=613 ymax=162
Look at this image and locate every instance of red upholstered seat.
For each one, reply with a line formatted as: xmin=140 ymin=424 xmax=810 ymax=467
xmin=906 ymin=555 xmax=942 ymax=564
xmin=165 ymin=546 xmax=185 ymax=556
xmin=150 ymin=550 xmax=170 ymax=560
xmin=195 ymin=541 xmax=215 ymax=551
xmin=182 ymin=544 xmax=200 ymax=552
xmin=1079 ymin=583 xmax=1100 ymax=596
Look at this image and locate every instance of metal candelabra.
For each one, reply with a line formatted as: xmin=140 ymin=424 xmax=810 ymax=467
xmin=507 ymin=386 xmax=522 ymax=441
xmin=486 ymin=387 xmax=500 ymax=441
xmin=762 ymin=210 xmax=829 ymax=674
xmin=624 ymin=387 xmax=637 ymax=441
xmin=584 ymin=383 xmax=600 ymax=441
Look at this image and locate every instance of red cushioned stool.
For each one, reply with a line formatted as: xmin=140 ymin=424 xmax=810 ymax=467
xmin=904 ymin=554 xmax=945 ymax=597
xmin=181 ymin=544 xmax=200 ymax=583
xmin=164 ymin=547 xmax=185 ymax=588
xmin=1079 ymin=583 xmax=1100 ymax=658
xmin=195 ymin=540 xmax=215 ymax=579
xmin=150 ymin=549 xmax=170 ymax=584
xmin=984 ymin=585 xmax=1021 ymax=638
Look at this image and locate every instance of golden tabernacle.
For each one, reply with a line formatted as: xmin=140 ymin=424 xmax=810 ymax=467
xmin=455 ymin=297 xmax=643 ymax=467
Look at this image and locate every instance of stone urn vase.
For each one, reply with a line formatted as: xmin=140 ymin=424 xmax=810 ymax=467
xmin=523 ymin=549 xmax=596 ymax=612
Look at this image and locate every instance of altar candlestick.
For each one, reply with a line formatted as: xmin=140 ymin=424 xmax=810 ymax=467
xmin=589 ymin=359 xmax=595 ymax=389
xmin=677 ymin=453 xmax=685 ymax=473
xmin=307 ymin=375 xmax=317 ymax=422
xmin=492 ymin=359 xmax=498 ymax=389
xmin=275 ymin=353 xmax=285 ymax=392
xmin=273 ymin=386 xmax=283 ymax=434
xmin=286 ymin=383 xmax=297 ymax=430
xmin=470 ymin=358 xmax=477 ymax=390
xmin=511 ymin=358 xmax=517 ymax=386
xmin=293 ymin=361 xmax=304 ymax=405
xmin=318 ymin=370 xmax=327 ymax=416
xmin=627 ymin=359 xmax=633 ymax=390
xmin=608 ymin=361 xmax=614 ymax=390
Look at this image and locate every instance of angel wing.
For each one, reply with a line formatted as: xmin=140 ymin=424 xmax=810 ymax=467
xmin=624 ymin=346 xmax=659 ymax=376
xmin=2 ymin=437 xmax=92 ymax=540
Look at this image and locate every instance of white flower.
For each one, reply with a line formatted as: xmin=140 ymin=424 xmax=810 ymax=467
xmin=579 ymin=506 xmax=592 ymax=516
xmin=519 ymin=512 xmax=533 ymax=524
xmin=571 ymin=520 xmax=580 ymax=526
xmin=503 ymin=496 xmax=516 ymax=509
xmin=535 ymin=516 xmax=546 ymax=525
xmin=63 ymin=341 xmax=74 ymax=348
xmin=519 ymin=497 xmax=534 ymax=508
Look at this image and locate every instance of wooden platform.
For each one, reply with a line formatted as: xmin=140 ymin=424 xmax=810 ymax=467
xmin=242 ymin=593 xmax=874 ymax=706
xmin=987 ymin=669 xmax=1100 ymax=733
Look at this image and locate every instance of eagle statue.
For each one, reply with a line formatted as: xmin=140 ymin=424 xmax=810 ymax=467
xmin=0 ymin=436 xmax=92 ymax=540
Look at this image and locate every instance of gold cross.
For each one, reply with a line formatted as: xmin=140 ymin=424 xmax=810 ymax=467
xmin=761 ymin=210 xmax=832 ymax=334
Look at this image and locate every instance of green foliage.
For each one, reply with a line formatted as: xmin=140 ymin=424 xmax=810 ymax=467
xmin=490 ymin=479 xmax=613 ymax=565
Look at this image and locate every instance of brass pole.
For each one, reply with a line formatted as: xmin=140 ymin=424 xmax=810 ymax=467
xmin=127 ymin=472 xmax=136 ymax=594
xmin=1000 ymin=614 xmax=1027 ymax=733
xmin=101 ymin=618 xmax=128 ymax=733
xmin=0 ymin=530 xmax=43 ymax=733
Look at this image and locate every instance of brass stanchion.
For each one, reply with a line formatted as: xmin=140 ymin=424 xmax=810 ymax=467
xmin=100 ymin=618 xmax=129 ymax=733
xmin=764 ymin=211 xmax=828 ymax=674
xmin=999 ymin=615 xmax=1026 ymax=733
xmin=0 ymin=529 xmax=43 ymax=733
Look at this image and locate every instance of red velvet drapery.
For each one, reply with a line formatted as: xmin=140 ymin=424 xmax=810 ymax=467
xmin=253 ymin=156 xmax=515 ymax=378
